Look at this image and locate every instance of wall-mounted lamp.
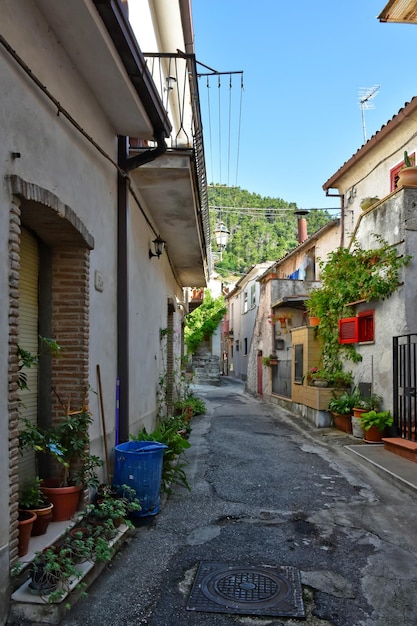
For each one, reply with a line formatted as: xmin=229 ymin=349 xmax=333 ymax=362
xmin=165 ymin=76 xmax=177 ymax=91
xmin=149 ymin=235 xmax=166 ymax=259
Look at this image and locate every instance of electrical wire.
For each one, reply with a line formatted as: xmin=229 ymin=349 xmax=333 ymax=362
xmin=227 ymin=74 xmax=232 ymax=186
xmin=235 ymin=74 xmax=244 ymax=187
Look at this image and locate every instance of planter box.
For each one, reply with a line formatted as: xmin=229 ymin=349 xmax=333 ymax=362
xmin=292 ymin=384 xmax=341 ymax=411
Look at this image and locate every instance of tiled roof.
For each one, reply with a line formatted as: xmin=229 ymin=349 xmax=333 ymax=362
xmin=323 ymin=96 xmax=417 ymax=190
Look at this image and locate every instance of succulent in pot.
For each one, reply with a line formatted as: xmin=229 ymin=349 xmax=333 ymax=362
xmin=29 ymin=544 xmax=83 ymax=601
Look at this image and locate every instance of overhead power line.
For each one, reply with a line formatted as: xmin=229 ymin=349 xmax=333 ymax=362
xmin=209 ymin=205 xmax=340 ymax=213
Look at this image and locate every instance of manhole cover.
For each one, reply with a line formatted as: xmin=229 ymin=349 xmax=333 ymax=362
xmin=186 ymin=562 xmax=305 ymax=618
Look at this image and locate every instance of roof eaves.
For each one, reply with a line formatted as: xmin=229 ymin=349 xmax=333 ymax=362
xmin=323 ymin=96 xmax=417 ymax=191
xmin=92 ymin=0 xmax=172 ymax=138
xmin=256 ymin=218 xmax=340 ymax=281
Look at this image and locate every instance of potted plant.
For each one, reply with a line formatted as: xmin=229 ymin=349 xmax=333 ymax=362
xmin=19 ymin=477 xmax=54 ymax=536
xmin=305 ymin=367 xmax=330 ymax=387
xmin=29 ymin=544 xmax=83 ymax=601
xmin=360 ymin=197 xmax=379 ymax=211
xmin=398 ymin=150 xmax=417 ymax=186
xmin=262 ymin=355 xmax=278 ymax=367
xmin=87 ymin=483 xmax=141 ymax=532
xmin=174 ymin=394 xmax=206 ymax=420
xmin=328 ymin=389 xmax=361 ymax=433
xmin=361 ymin=410 xmax=393 ymax=443
xmin=352 ymin=394 xmax=382 ymax=417
xmin=19 ymin=407 xmax=103 ymax=521
xmin=17 ymin=510 xmax=37 ymax=557
xmin=64 ymin=527 xmax=112 ymax=564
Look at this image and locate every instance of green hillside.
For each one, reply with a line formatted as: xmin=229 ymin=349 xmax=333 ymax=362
xmin=209 ymin=185 xmax=334 ymax=276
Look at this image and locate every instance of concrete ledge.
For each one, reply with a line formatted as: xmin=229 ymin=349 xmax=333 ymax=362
xmin=346 ymin=444 xmax=417 ymax=497
xmin=9 ymin=525 xmax=131 ymax=625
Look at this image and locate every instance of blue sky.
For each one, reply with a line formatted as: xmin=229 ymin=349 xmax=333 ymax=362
xmin=192 ymin=0 xmax=417 ymax=210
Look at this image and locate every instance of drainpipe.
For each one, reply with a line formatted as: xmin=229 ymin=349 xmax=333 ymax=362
xmin=124 ymin=130 xmax=167 ymax=171
xmin=117 ymin=136 xmax=129 ymax=443
xmin=116 ymin=131 xmax=167 ymax=443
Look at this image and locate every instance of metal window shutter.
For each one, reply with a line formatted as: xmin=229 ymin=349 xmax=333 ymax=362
xmin=18 ymin=228 xmax=39 ymax=485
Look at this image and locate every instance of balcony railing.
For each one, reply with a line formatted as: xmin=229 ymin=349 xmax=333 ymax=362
xmin=141 ymin=52 xmax=212 ymax=273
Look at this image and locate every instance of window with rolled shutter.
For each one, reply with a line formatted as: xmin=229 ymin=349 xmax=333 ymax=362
xmin=18 ymin=228 xmax=39 ymax=484
xmin=339 ymin=311 xmax=375 ymax=344
xmin=358 ymin=310 xmax=374 ymax=342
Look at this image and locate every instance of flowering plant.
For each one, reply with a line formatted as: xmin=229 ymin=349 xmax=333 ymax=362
xmin=267 ymin=313 xmax=292 ymax=325
xmin=306 ymin=367 xmax=320 ymax=382
xmin=305 ymin=367 xmax=353 ymax=387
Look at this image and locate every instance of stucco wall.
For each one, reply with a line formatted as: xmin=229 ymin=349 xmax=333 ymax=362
xmin=1 ymin=2 xmax=190 ymax=621
xmin=1 ymin=3 xmax=121 ymax=620
xmin=349 ymin=188 xmax=417 ymax=411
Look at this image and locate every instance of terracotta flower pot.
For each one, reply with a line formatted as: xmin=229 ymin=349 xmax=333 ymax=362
xmin=18 ymin=510 xmax=37 ymax=557
xmin=27 ymin=503 xmax=54 ymax=536
xmin=364 ymin=425 xmax=384 ymax=443
xmin=398 ymin=167 xmax=417 ymax=187
xmin=41 ymin=481 xmax=83 ymax=521
xmin=332 ymin=412 xmax=353 ymax=434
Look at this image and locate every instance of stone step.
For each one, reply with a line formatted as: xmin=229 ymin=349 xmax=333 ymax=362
xmin=382 ymin=437 xmax=417 ymax=463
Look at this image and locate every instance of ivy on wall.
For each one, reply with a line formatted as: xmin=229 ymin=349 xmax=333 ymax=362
xmin=307 ymin=235 xmax=411 ymax=376
xmin=184 ymin=291 xmax=226 ymax=354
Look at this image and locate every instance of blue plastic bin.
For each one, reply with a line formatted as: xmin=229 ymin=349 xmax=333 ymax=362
xmin=113 ymin=441 xmax=167 ymax=517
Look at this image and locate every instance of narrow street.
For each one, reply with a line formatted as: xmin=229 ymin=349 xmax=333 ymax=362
xmin=61 ymin=378 xmax=417 ymax=626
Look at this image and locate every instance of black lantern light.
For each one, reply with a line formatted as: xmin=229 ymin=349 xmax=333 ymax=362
xmin=149 ymin=235 xmax=166 ymax=259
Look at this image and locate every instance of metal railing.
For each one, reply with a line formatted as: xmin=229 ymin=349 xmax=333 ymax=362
xmin=393 ymin=333 xmax=417 ymax=441
xmin=143 ymin=53 xmax=212 ymax=276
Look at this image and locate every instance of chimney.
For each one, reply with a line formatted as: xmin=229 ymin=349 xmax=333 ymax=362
xmin=294 ymin=210 xmax=308 ymax=243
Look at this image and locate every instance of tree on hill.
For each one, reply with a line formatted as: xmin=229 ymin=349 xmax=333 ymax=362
xmin=209 ymin=185 xmax=333 ymax=276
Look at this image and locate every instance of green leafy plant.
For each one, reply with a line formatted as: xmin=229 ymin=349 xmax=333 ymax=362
xmin=328 ymin=389 xmax=361 ymax=415
xmin=174 ymin=394 xmax=206 ymax=417
xmin=19 ymin=477 xmax=50 ymax=509
xmin=184 ymin=290 xmax=226 ymax=354
xmin=64 ymin=524 xmax=114 ymax=564
xmin=132 ymin=418 xmax=191 ymax=493
xmin=262 ymin=355 xmax=278 ymax=367
xmin=354 ymin=393 xmax=383 ymax=411
xmin=29 ymin=544 xmax=83 ymax=602
xmin=305 ymin=367 xmax=353 ymax=388
xmin=18 ymin=407 xmax=103 ymax=488
xmin=17 ymin=337 xmax=62 ymax=391
xmin=307 ymin=236 xmax=411 ymax=377
xmin=360 ymin=410 xmax=393 ymax=432
xmin=87 ymin=484 xmax=141 ymax=528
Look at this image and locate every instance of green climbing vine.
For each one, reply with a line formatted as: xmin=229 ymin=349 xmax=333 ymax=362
xmin=184 ymin=290 xmax=226 ymax=354
xmin=307 ymin=235 xmax=411 ymax=376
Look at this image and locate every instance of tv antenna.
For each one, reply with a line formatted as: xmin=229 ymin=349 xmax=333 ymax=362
xmin=358 ymin=85 xmax=380 ymax=143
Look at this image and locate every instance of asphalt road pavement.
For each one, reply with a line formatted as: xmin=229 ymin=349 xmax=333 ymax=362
xmin=61 ymin=377 xmax=417 ymax=626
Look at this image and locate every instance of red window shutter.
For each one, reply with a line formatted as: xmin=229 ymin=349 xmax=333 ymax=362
xmin=358 ymin=310 xmax=374 ymax=342
xmin=339 ymin=317 xmax=358 ymax=344
xmin=390 ymin=153 xmax=416 ymax=191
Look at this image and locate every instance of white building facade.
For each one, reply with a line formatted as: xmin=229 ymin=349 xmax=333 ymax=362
xmin=1 ymin=1 xmax=209 ymax=620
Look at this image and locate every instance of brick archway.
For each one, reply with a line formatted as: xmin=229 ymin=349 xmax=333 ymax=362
xmin=8 ymin=176 xmax=94 ymax=562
